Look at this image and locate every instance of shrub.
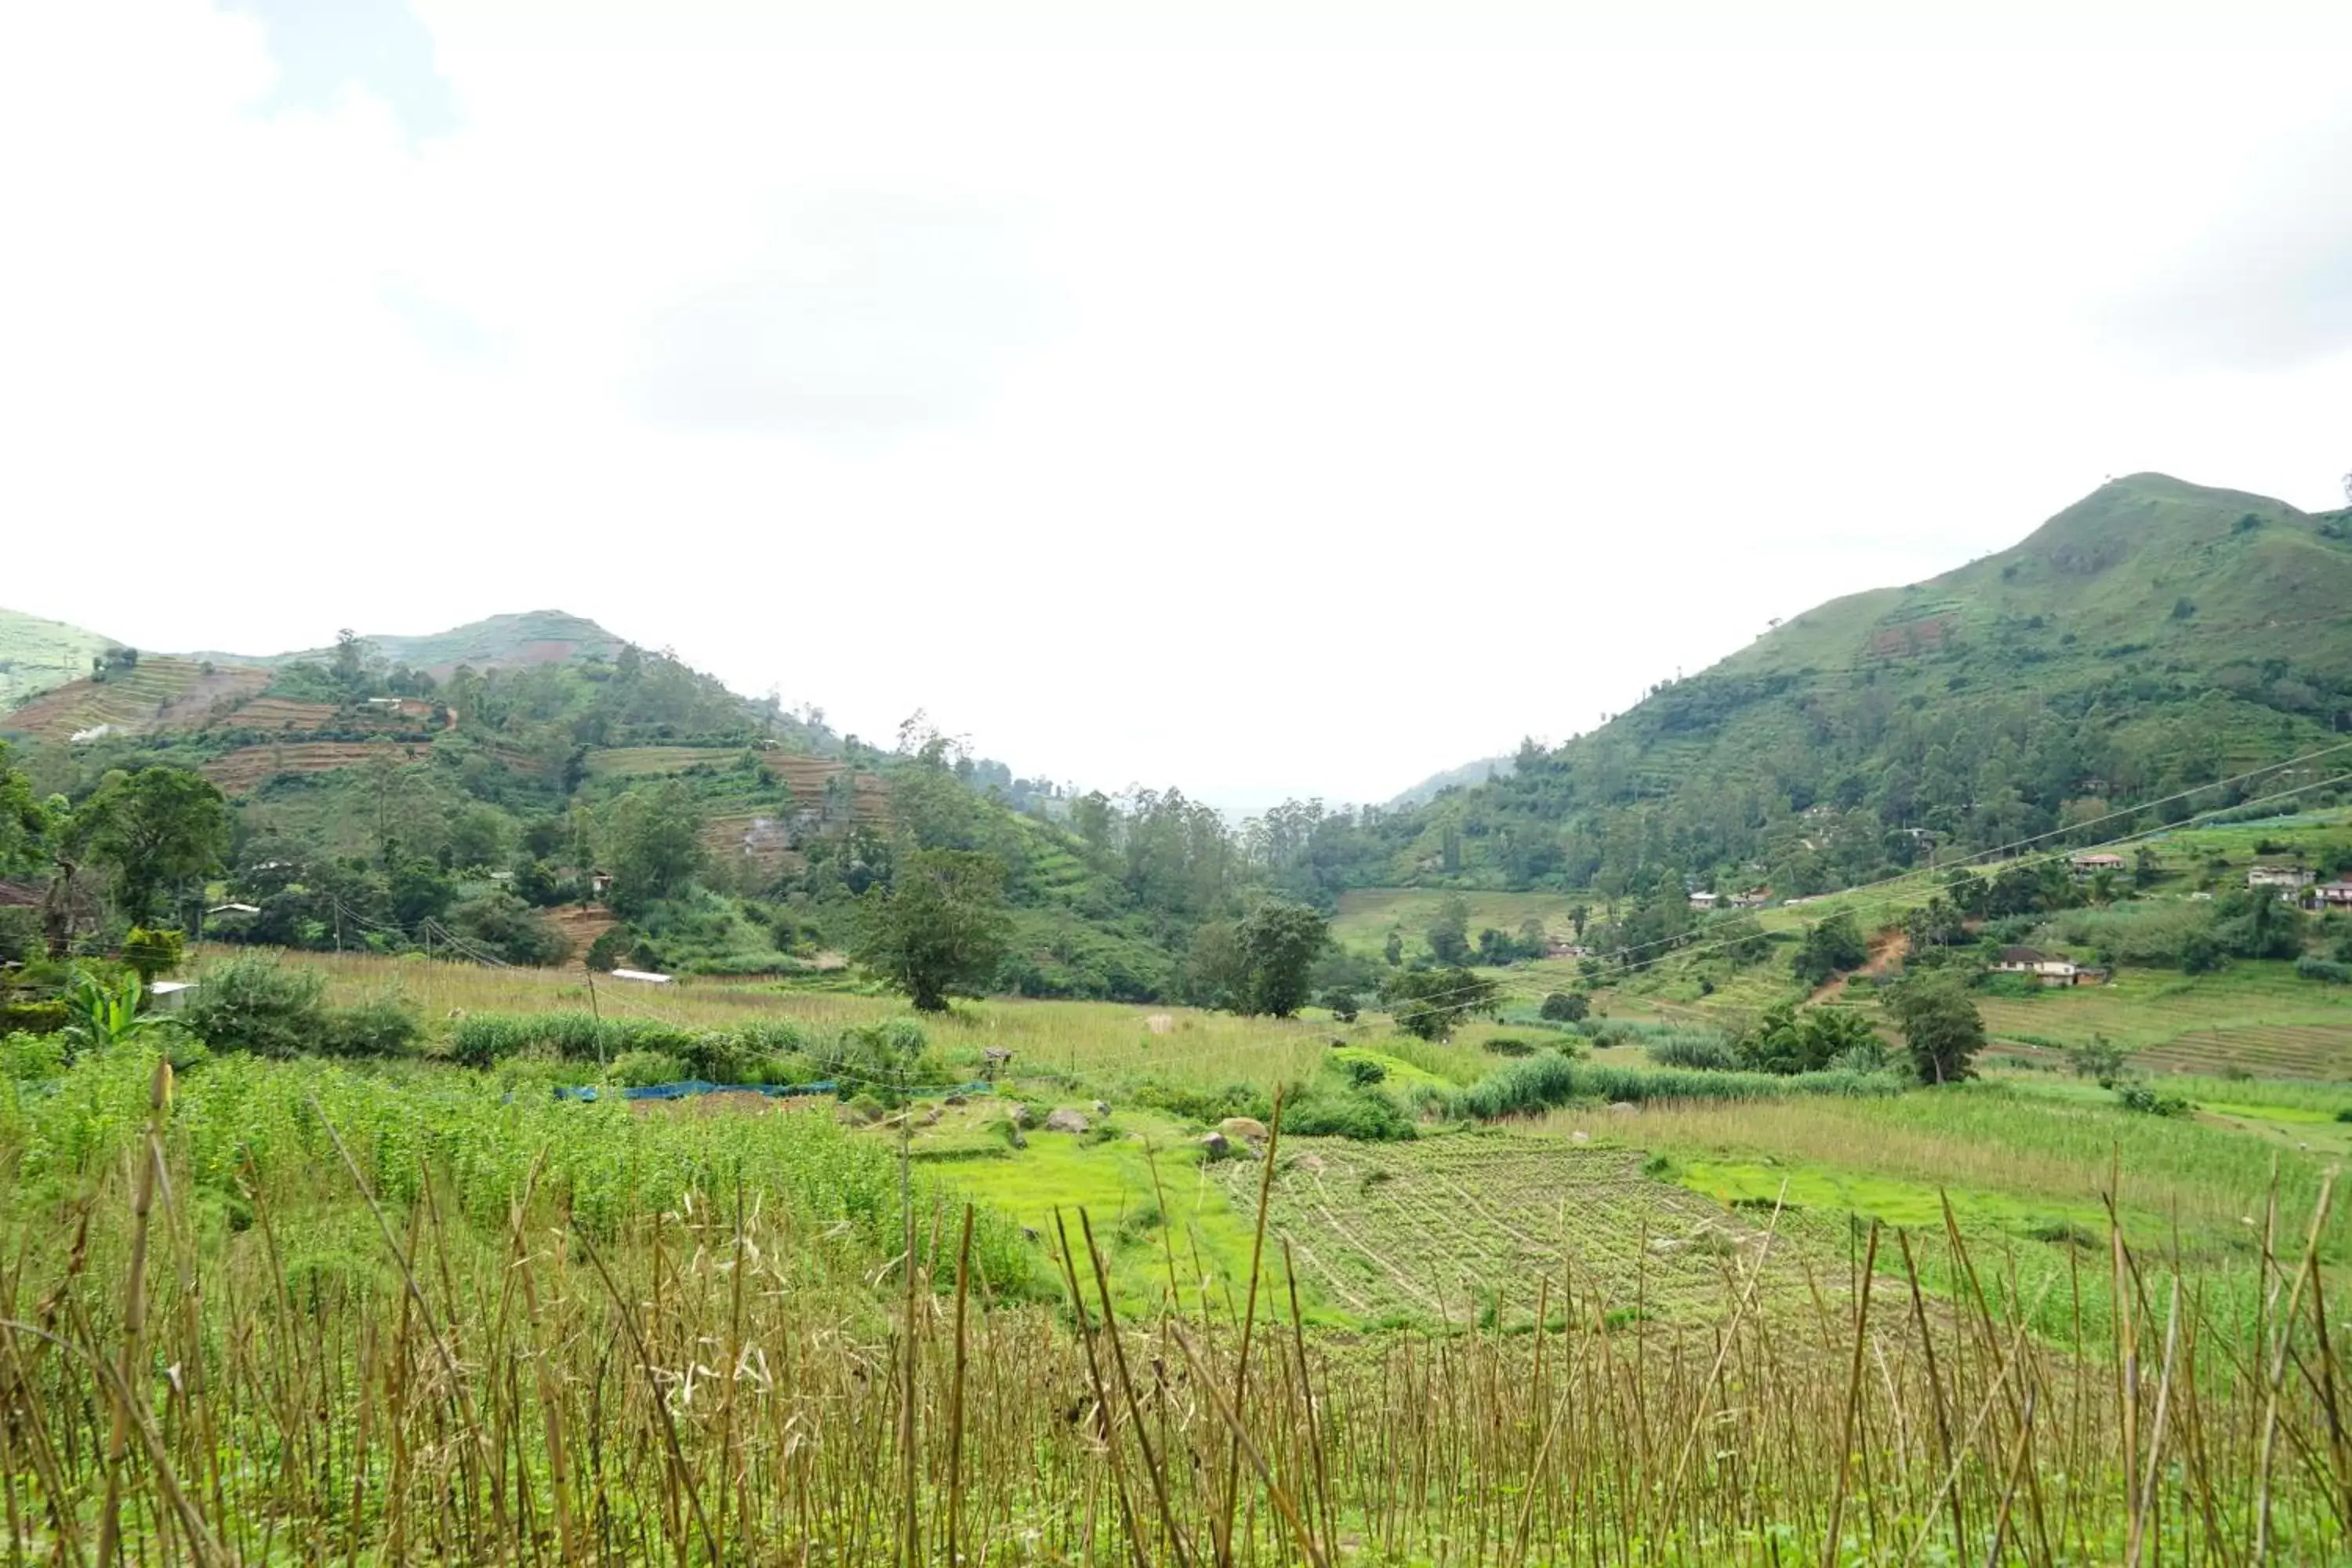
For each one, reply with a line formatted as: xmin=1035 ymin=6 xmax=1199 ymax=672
xmin=1651 ymin=1033 xmax=1740 ymax=1071
xmin=584 ymin=927 xmax=632 ymax=973
xmin=1539 ymin=991 xmax=1588 ymax=1022
xmin=120 ymin=927 xmax=187 ymax=985
xmin=1 ymin=1030 xmax=66 ymax=1081
xmin=1129 ymin=1079 xmax=1270 ymax=1125
xmin=182 ymin=956 xmax=330 ymax=1058
xmin=1324 ymin=991 xmax=1361 ymax=1023
xmin=2116 ymin=1083 xmax=2190 ymax=1118
xmin=444 ymin=893 xmax=571 ymax=967
xmin=1281 ymin=1086 xmax=1414 ymax=1141
xmin=609 ymin=1050 xmax=689 ymax=1087
xmin=1341 ymin=1056 xmax=1388 ymax=1087
xmin=2295 ymin=956 xmax=2351 ymax=985
xmin=317 ymin=996 xmax=421 ymax=1058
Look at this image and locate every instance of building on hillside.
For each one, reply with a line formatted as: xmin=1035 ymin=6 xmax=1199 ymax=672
xmin=1544 ymin=938 xmax=1591 ymax=959
xmin=2068 ymin=852 xmax=2127 ymax=880
xmin=1727 ymin=890 xmax=1769 ymax=909
xmin=1687 ymin=891 xmax=1721 ymax=912
xmin=609 ymin=968 xmax=672 ymax=985
xmin=2248 ymin=865 xmax=2314 ymax=898
xmin=2314 ymin=881 xmax=2352 ymax=910
xmin=1990 ymin=946 xmax=2082 ymax=986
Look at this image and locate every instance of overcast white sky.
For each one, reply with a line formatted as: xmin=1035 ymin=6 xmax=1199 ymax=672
xmin=6 ymin=1 xmax=2352 ymax=810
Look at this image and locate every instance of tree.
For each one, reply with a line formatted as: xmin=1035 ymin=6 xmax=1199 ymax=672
xmin=2067 ymin=1033 xmax=2129 ymax=1087
xmin=1384 ymin=966 xmax=1497 ymax=1041
xmin=0 ymin=744 xmax=43 ymax=875
xmin=121 ymin=926 xmax=186 ymax=985
xmin=1539 ymin=990 xmax=1588 ymax=1023
xmin=1382 ymin=929 xmax=1403 ymax=967
xmin=82 ymin=768 xmax=230 ymax=924
xmin=1233 ymin=897 xmax=1329 ymax=1018
xmin=598 ymin=781 xmax=706 ymax=910
xmin=1570 ymin=903 xmax=1590 ymax=942
xmin=1426 ymin=895 xmax=1472 ymax=965
xmin=1791 ymin=910 xmax=1868 ymax=987
xmin=854 ymin=848 xmax=1011 ymax=1011
xmin=1882 ymin=975 xmax=1985 ymax=1084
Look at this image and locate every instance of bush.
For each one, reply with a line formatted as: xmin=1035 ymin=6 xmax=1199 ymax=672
xmin=317 ymin=996 xmax=422 ymax=1058
xmin=121 ymin=927 xmax=187 ymax=985
xmin=584 ymin=927 xmax=632 ymax=973
xmin=609 ymin=1050 xmax=690 ymax=1087
xmin=444 ymin=893 xmax=571 ymax=967
xmin=1341 ymin=1056 xmax=1387 ymax=1087
xmin=182 ymin=956 xmax=329 ymax=1058
xmin=1539 ymin=991 xmax=1589 ymax=1022
xmin=1281 ymin=1086 xmax=1414 ymax=1140
xmin=1650 ymin=1033 xmax=1740 ymax=1071
xmin=1324 ymin=991 xmax=1360 ymax=1023
xmin=1 ymin=1029 xmax=66 ymax=1081
xmin=1129 ymin=1079 xmax=1271 ymax=1125
xmin=2295 ymin=956 xmax=2351 ymax=985
xmin=2116 ymin=1083 xmax=2190 ymax=1118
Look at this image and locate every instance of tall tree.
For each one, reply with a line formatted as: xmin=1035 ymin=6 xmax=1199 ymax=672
xmin=1882 ymin=975 xmax=1985 ymax=1084
xmin=855 ymin=848 xmax=1012 ymax=1011
xmin=598 ymin=780 xmax=706 ymax=910
xmin=1233 ymin=897 xmax=1328 ymax=1018
xmin=82 ymin=767 xmax=230 ymax=925
xmin=1426 ymin=895 xmax=1472 ymax=965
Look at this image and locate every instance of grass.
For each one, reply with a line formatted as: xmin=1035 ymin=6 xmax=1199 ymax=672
xmin=1329 ymin=887 xmax=1588 ymax=954
xmin=9 ymin=943 xmax=2352 ymax=1560
xmin=1974 ymin=960 xmax=2352 ymax=1076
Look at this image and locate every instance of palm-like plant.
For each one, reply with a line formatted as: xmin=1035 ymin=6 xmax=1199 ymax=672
xmin=60 ymin=968 xmax=172 ymax=1061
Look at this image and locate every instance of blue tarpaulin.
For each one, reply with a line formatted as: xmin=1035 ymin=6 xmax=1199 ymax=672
xmin=554 ymin=1080 xmax=994 ymax=1103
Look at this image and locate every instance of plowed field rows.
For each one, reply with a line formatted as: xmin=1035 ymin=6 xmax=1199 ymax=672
xmin=4 ymin=658 xmax=271 ymax=739
xmin=216 ymin=697 xmax=339 ymax=731
xmin=584 ymin=746 xmax=733 ymax=778
xmin=2134 ymin=1024 xmax=2352 ymax=1080
xmin=545 ymin=903 xmax=619 ymax=961
xmin=1218 ymin=1132 xmax=1813 ymax=1329
xmin=762 ymin=754 xmax=890 ymax=822
xmin=703 ymin=811 xmax=807 ymax=880
xmin=201 ymin=741 xmax=426 ymax=793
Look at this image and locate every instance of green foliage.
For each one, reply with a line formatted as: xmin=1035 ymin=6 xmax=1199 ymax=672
xmin=609 ymin=1049 xmax=690 ymax=1087
xmin=2296 ymin=956 xmax=2351 ymax=985
xmin=1539 ymin=991 xmax=1588 ymax=1022
xmin=597 ymin=780 xmax=706 ymax=912
xmin=2116 ymin=1083 xmax=2190 ymax=1117
xmin=1232 ymin=897 xmax=1328 ymax=1018
xmin=1325 ymin=991 xmax=1361 ymax=1022
xmin=2065 ymin=1033 xmax=2131 ymax=1087
xmin=1734 ymin=1003 xmax=1879 ymax=1074
xmin=1383 ymin=966 xmax=1497 ymax=1041
xmin=1650 ymin=1032 xmax=1740 ymax=1071
xmin=1282 ymin=1084 xmax=1414 ymax=1141
xmin=60 ymin=968 xmax=173 ymax=1061
xmin=584 ymin=926 xmax=631 ymax=973
xmin=0 ymin=1029 xmax=66 ymax=1081
xmin=1425 ymin=895 xmax=1471 ymax=965
xmin=854 ymin=848 xmax=1011 ymax=1012
xmin=443 ymin=891 xmax=570 ymax=967
xmin=180 ymin=956 xmax=328 ymax=1058
xmin=1791 ymin=912 xmax=1869 ymax=987
xmin=119 ymin=926 xmax=185 ymax=984
xmin=1881 ymin=974 xmax=1986 ymax=1084
xmin=80 ymin=766 xmax=230 ymax=922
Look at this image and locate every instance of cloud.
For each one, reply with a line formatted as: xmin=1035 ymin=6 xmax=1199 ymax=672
xmin=2094 ymin=112 xmax=2352 ymax=372
xmin=624 ymin=184 xmax=1057 ymax=438
xmin=225 ymin=0 xmax=457 ymax=138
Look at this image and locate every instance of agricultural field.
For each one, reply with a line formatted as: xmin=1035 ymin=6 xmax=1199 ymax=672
xmin=1330 ymin=887 xmax=1588 ymax=954
xmin=4 ymin=946 xmax=2349 ymax=1562
xmin=1 ymin=655 xmax=271 ymax=741
xmin=1975 ymin=962 xmax=2352 ymax=1076
xmin=198 ymin=739 xmax=430 ymax=793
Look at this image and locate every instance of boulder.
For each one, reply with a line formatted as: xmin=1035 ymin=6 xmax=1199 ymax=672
xmin=1606 ymin=1102 xmax=1637 ymax=1114
xmin=1197 ymin=1131 xmax=1232 ymax=1160
xmin=944 ymin=1093 xmax=967 ymax=1107
xmin=1219 ymin=1116 xmax=1270 ymax=1144
xmin=1091 ymin=1099 xmax=1111 ymax=1116
xmin=917 ymin=1107 xmax=942 ymax=1127
xmin=1045 ymin=1109 xmax=1092 ymax=1134
xmin=1008 ymin=1103 xmax=1034 ymax=1129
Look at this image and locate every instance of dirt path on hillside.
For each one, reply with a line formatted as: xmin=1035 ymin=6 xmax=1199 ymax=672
xmin=1805 ymin=927 xmax=1909 ymax=1007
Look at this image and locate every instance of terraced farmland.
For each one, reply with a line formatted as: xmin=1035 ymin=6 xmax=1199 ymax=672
xmin=1219 ymin=1131 xmax=1811 ymax=1329
xmin=702 ymin=808 xmax=808 ymax=881
xmin=583 ymin=745 xmax=739 ymax=778
xmin=200 ymin=739 xmax=428 ymax=793
xmin=1 ymin=655 xmax=270 ymax=739
xmin=212 ymin=695 xmax=338 ymax=731
xmin=1975 ymin=962 xmax=2352 ymax=1077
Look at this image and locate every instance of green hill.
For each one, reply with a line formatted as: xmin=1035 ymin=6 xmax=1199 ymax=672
xmin=0 ymin=606 xmax=122 ymax=713
xmin=192 ymin=609 xmax=626 ymax=676
xmin=1330 ymin=474 xmax=2352 ymax=896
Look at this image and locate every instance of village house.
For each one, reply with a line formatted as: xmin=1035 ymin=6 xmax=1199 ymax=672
xmin=1544 ymin=937 xmax=1591 ymax=959
xmin=1990 ymin=946 xmax=2083 ymax=986
xmin=2068 ymin=852 xmax=2127 ymax=880
xmin=2247 ymin=865 xmax=2314 ymax=898
xmin=1726 ymin=890 xmax=1769 ymax=909
xmin=2314 ymin=881 xmax=2352 ymax=910
xmin=1687 ymin=890 xmax=1721 ymax=912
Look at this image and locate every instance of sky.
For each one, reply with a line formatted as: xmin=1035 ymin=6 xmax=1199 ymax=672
xmin=5 ymin=1 xmax=2352 ymax=811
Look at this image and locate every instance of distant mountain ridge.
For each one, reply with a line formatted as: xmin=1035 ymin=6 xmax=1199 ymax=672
xmin=191 ymin=609 xmax=626 ymax=677
xmin=1385 ymin=754 xmax=1516 ymax=810
xmin=1311 ymin=472 xmax=2352 ymax=892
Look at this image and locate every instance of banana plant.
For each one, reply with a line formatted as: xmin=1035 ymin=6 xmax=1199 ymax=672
xmin=60 ymin=968 xmax=172 ymax=1062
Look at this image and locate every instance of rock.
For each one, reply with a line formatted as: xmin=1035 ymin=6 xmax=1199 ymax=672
xmin=1009 ymin=1103 xmax=1034 ymax=1129
xmin=918 ymin=1108 xmax=942 ymax=1127
xmin=1219 ymin=1116 xmax=1270 ymax=1144
xmin=944 ymin=1093 xmax=967 ymax=1107
xmin=1022 ymin=1225 xmax=1042 ymax=1243
xmin=1198 ymin=1131 xmax=1232 ymax=1160
xmin=1606 ymin=1102 xmax=1636 ymax=1114
xmin=1570 ymin=1130 xmax=1590 ymax=1144
xmin=1092 ymin=1099 xmax=1111 ymax=1116
xmin=1045 ymin=1109 xmax=1091 ymax=1134
xmin=1145 ymin=1013 xmax=1174 ymax=1036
